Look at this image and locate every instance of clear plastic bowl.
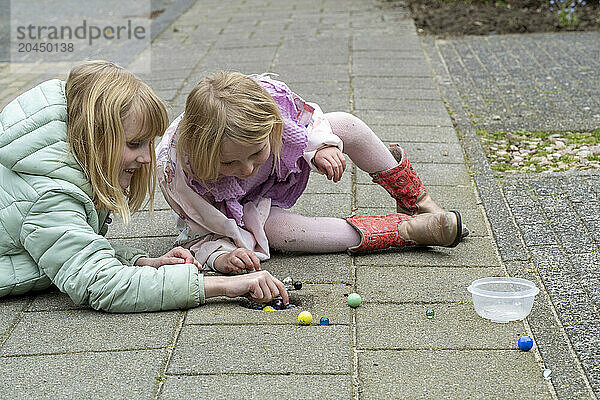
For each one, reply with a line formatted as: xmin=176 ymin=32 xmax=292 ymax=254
xmin=467 ymin=277 xmax=539 ymax=323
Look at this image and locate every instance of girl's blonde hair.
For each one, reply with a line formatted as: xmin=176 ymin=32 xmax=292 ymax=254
xmin=178 ymin=71 xmax=283 ymax=181
xmin=65 ymin=60 xmax=168 ymax=224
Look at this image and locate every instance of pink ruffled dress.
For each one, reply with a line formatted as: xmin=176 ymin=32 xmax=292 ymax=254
xmin=157 ymin=75 xmax=342 ymax=269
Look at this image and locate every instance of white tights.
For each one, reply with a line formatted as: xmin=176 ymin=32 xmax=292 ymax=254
xmin=264 ymin=112 xmax=398 ymax=252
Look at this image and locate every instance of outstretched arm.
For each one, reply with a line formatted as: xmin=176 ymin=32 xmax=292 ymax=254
xmin=203 ymin=270 xmax=288 ymax=305
xmin=21 ymin=190 xmax=203 ymax=312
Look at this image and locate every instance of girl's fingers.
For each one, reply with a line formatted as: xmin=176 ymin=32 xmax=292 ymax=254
xmin=273 ymin=278 xmax=289 ymax=305
xmin=324 ymin=161 xmax=334 ymax=179
xmin=340 ymin=154 xmax=347 ymax=171
xmin=239 ymin=253 xmax=256 ymax=271
xmin=169 ymin=247 xmax=197 ymax=264
xmin=248 ymin=252 xmax=261 ymax=270
xmin=236 ymin=253 xmax=250 ymax=267
xmin=249 ymin=281 xmax=264 ymax=301
xmin=257 ymin=278 xmax=272 ymax=302
xmin=231 ymin=257 xmax=247 ymax=271
xmin=328 ymin=157 xmax=341 ymax=182
xmin=265 ymin=279 xmax=280 ymax=302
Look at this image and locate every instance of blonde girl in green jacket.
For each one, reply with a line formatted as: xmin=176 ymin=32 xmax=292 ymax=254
xmin=0 ymin=60 xmax=288 ymax=312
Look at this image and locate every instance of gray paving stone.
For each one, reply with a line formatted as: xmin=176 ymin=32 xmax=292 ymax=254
xmin=356 ymin=162 xmax=471 ymax=186
xmin=512 ymin=207 xmax=548 ymax=225
xmin=352 ymin=87 xmax=441 ymax=100
xmin=0 ymin=349 xmax=164 ymax=400
xmin=530 ymin=246 xmax=584 ymax=296
xmin=519 ymin=223 xmax=558 ymax=247
xmin=438 ymin=34 xmax=600 ymax=132
xmin=397 ymin=142 xmax=466 ymax=164
xmin=525 ymin=290 xmax=594 ymax=399
xmin=289 ymin=193 xmax=351 ymax=218
xmin=573 ymin=201 xmax=600 ymax=222
xmin=141 ymin=188 xmax=171 ymax=211
xmin=356 ymin=266 xmax=504 ymax=303
xmin=271 ymin=63 xmax=349 ymax=83
xmin=105 ymin=210 xmax=179 ymax=239
xmin=353 ymin=59 xmax=434 ymax=78
xmin=353 ymin=110 xmax=453 ymax=127
xmin=287 ymin=81 xmax=350 ymax=97
xmin=109 ymin=236 xmax=178 ymax=258
xmin=358 ymin=350 xmax=551 ymax=399
xmin=265 ymin=252 xmax=352 ymax=285
xmin=568 ymin=252 xmax=600 ymax=287
xmin=366 ymin=125 xmax=459 ymax=143
xmin=475 ymin=175 xmax=529 ymax=263
xmin=168 ymin=325 xmax=350 ymax=374
xmin=1 ymin=310 xmax=179 ymax=356
xmin=353 ymin=35 xmax=421 ymax=52
xmin=306 ymin=94 xmax=351 ymax=112
xmin=160 ymin=375 xmax=351 ymax=400
xmin=353 ymin=236 xmax=500 ymax=267
xmin=353 ymin=76 xmax=436 ymax=90
xmin=304 ymin=168 xmax=352 ymax=194
xmin=0 ymin=297 xmax=27 ymax=336
xmin=565 ymin=319 xmax=600 ymax=389
xmin=357 ymin=303 xmax=525 ymax=350
xmin=354 ymin=99 xmax=450 ymax=117
xmin=185 ymin=283 xmax=351 ymax=325
xmin=555 ymin=227 xmax=597 ymax=254
xmin=27 ymin=288 xmax=88 ymax=312
xmin=550 ymin=290 xmax=599 ymax=326
xmin=356 ymin=184 xmax=479 ymax=210
xmin=503 ymin=188 xmax=539 ymax=209
xmin=207 ymin=46 xmax=278 ymax=63
xmin=277 ymin=48 xmax=349 ymax=65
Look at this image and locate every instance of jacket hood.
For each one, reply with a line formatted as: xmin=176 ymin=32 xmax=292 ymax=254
xmin=0 ymin=79 xmax=92 ymax=196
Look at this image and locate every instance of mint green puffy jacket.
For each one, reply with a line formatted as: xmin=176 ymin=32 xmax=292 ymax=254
xmin=0 ymin=80 xmax=204 ymax=312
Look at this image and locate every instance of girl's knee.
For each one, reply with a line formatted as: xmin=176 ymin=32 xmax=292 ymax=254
xmin=325 ymin=111 xmax=360 ymax=129
xmin=325 ymin=112 xmax=372 ymax=146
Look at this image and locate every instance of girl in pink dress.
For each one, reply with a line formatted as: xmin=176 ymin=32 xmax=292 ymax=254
xmin=157 ymin=71 xmax=463 ymax=274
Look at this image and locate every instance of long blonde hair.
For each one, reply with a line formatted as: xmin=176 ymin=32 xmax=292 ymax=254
xmin=65 ymin=60 xmax=168 ymax=224
xmin=178 ymin=71 xmax=283 ymax=181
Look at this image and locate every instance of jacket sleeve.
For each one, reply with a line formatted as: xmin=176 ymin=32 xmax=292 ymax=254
xmin=110 ymin=242 xmax=148 ymax=266
xmin=98 ymin=217 xmax=149 ymax=266
xmin=20 ymin=190 xmax=205 ymax=312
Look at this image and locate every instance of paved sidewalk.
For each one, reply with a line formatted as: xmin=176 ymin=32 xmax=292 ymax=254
xmin=423 ymin=31 xmax=600 ymax=399
xmin=0 ymin=1 xmax=573 ymax=399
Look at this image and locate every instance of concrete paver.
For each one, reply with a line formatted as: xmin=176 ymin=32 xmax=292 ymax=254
xmin=0 ymin=350 xmax=164 ymax=400
xmin=359 ymin=350 xmax=550 ymax=400
xmin=169 ymin=325 xmax=350 ymax=374
xmin=160 ymin=375 xmax=351 ymax=400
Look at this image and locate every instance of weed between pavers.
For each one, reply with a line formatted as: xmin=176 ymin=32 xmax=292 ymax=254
xmin=477 ymin=129 xmax=600 ymax=174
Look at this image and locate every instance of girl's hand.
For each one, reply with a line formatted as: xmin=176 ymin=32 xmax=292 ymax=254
xmin=135 ymin=246 xmax=201 ymax=271
xmin=314 ymin=146 xmax=346 ymax=183
xmin=204 ymin=270 xmax=289 ymax=305
xmin=214 ymin=248 xmax=261 ymax=274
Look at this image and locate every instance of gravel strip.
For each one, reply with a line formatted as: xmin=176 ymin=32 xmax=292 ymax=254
xmin=477 ymin=130 xmax=600 ymax=174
